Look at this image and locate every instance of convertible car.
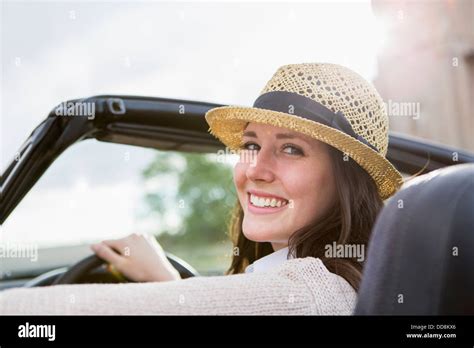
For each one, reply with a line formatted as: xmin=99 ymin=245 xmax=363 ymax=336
xmin=1 ymin=95 xmax=473 ymax=314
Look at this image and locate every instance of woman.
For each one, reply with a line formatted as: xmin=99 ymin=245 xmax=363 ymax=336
xmin=0 ymin=63 xmax=403 ymax=315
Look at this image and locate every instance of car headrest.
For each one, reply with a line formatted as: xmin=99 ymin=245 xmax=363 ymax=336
xmin=355 ymin=163 xmax=474 ymax=315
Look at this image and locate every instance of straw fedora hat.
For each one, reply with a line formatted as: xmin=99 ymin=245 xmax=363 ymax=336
xmin=205 ymin=63 xmax=403 ymax=199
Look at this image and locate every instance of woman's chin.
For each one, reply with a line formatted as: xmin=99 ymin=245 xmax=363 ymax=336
xmin=242 ymin=222 xmax=279 ymax=243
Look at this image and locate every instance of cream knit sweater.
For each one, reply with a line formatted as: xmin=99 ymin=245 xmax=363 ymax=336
xmin=0 ymin=257 xmax=356 ymax=315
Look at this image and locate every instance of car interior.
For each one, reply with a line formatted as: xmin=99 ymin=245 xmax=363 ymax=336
xmin=355 ymin=163 xmax=474 ymax=315
xmin=1 ymin=96 xmax=473 ymax=315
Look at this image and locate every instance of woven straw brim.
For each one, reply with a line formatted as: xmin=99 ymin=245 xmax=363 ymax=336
xmin=205 ymin=106 xmax=403 ymax=200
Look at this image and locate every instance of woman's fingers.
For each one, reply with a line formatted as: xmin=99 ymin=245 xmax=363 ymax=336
xmin=91 ymin=242 xmax=125 ymax=267
xmin=101 ymin=233 xmax=145 ymax=256
xmin=101 ymin=238 xmax=128 ymax=254
xmin=90 ymin=233 xmax=180 ymax=282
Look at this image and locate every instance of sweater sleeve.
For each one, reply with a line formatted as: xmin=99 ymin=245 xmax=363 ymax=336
xmin=0 ymin=257 xmax=356 ymax=315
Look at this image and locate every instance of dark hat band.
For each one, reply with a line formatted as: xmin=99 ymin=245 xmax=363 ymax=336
xmin=253 ymin=91 xmax=378 ymax=153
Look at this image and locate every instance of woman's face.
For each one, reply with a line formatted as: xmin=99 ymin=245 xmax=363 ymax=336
xmin=233 ymin=122 xmax=337 ymax=251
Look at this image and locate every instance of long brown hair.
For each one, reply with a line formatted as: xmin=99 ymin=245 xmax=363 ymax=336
xmin=226 ymin=144 xmax=384 ymax=291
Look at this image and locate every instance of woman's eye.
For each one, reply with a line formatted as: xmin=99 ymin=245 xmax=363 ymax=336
xmin=240 ymin=142 xmax=303 ymax=156
xmin=242 ymin=142 xmax=260 ymax=151
xmin=282 ymin=144 xmax=304 ymax=156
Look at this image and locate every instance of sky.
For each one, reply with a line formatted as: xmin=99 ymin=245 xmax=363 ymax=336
xmin=0 ymin=0 xmax=389 ymax=248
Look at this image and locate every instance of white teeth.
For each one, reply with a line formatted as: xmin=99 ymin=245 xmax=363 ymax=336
xmin=249 ymin=194 xmax=287 ymax=208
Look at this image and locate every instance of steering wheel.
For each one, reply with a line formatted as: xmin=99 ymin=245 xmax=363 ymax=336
xmin=50 ymin=253 xmax=199 ymax=285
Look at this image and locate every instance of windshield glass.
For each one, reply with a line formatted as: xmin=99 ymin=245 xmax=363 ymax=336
xmin=1 ymin=140 xmax=236 ymax=277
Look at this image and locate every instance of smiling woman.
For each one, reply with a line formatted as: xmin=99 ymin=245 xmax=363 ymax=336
xmin=227 ymin=123 xmax=383 ymax=291
xmin=0 ymin=62 xmax=403 ymax=315
xmin=209 ymin=63 xmax=403 ymax=291
xmin=234 ymin=124 xmax=337 ymax=250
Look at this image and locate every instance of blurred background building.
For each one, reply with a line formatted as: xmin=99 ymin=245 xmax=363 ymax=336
xmin=372 ymin=0 xmax=473 ymax=152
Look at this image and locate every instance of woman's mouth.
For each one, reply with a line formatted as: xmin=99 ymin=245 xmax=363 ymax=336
xmin=247 ymin=192 xmax=289 ymax=215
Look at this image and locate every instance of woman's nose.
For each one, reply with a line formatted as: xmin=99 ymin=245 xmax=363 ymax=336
xmin=245 ymin=148 xmax=276 ymax=183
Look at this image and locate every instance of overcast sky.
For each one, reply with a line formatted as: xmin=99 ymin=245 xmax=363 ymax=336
xmin=1 ymin=0 xmax=386 ymax=170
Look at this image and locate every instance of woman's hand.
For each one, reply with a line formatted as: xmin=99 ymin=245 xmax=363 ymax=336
xmin=90 ymin=233 xmax=181 ymax=282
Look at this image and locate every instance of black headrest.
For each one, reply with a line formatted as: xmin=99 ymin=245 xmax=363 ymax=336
xmin=355 ymin=164 xmax=474 ymax=315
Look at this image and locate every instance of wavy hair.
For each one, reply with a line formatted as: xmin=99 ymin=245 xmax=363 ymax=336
xmin=225 ymin=144 xmax=384 ymax=291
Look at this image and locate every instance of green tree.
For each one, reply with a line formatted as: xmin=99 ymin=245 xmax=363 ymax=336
xmin=142 ymin=151 xmax=237 ymax=248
